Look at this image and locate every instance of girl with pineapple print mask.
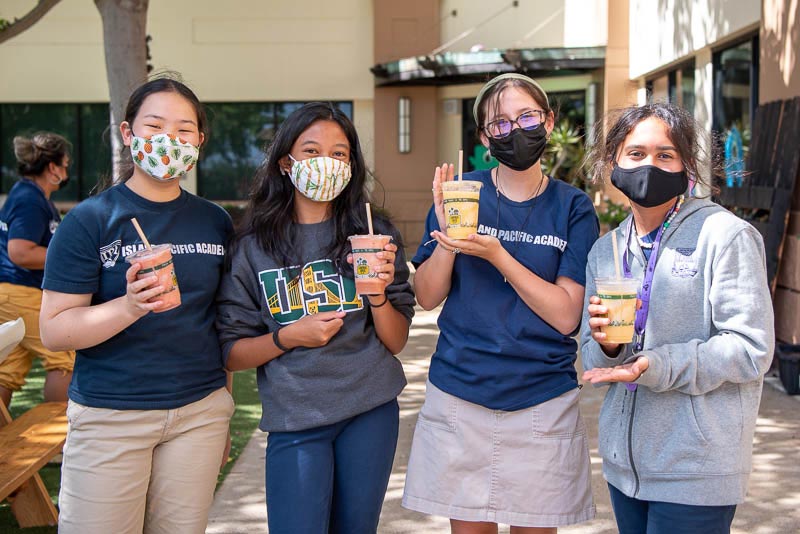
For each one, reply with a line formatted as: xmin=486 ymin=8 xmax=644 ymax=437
xmin=40 ymin=77 xmax=234 ymax=534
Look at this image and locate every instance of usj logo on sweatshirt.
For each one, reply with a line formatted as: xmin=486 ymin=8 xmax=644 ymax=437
xmin=259 ymin=259 xmax=364 ymax=324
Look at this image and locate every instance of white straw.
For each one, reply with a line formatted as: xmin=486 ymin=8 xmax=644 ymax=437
xmin=458 ymin=149 xmax=463 ymax=181
xmin=130 ymin=218 xmax=152 ymax=250
xmin=611 ymin=229 xmax=621 ymax=279
xmin=365 ymin=203 xmax=374 ymax=235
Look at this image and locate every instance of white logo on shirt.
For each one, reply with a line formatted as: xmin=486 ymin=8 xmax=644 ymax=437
xmin=671 ymin=248 xmax=698 ymax=278
xmin=476 ymin=224 xmax=567 ymax=252
xmin=49 ymin=220 xmax=59 ymax=234
xmin=100 ymin=240 xmax=121 ymax=268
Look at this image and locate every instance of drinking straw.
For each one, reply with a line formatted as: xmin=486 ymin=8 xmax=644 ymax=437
xmin=130 ymin=217 xmax=152 ymax=250
xmin=365 ymin=203 xmax=374 ymax=235
xmin=458 ymin=149 xmax=463 ymax=181
xmin=611 ymin=229 xmax=622 ymax=279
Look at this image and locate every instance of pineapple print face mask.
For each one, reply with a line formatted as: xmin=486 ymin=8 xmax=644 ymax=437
xmin=286 ymin=155 xmax=352 ymax=202
xmin=130 ymin=133 xmax=200 ymax=182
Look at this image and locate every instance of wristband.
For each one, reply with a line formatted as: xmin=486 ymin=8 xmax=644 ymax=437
xmin=272 ymin=328 xmax=291 ymax=352
xmin=368 ymin=294 xmax=389 ymax=308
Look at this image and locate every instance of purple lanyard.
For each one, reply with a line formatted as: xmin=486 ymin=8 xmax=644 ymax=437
xmin=621 ymin=209 xmax=673 ymax=391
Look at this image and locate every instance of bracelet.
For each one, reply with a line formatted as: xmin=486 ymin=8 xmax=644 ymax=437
xmin=272 ymin=328 xmax=291 ymax=352
xmin=368 ymin=294 xmax=389 ymax=308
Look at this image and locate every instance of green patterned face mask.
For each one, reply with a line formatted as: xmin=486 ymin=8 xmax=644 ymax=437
xmin=130 ymin=133 xmax=199 ymax=182
xmin=287 ymin=155 xmax=352 ymax=202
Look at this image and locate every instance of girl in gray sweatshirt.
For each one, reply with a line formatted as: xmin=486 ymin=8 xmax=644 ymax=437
xmin=216 ymin=103 xmax=415 ymax=533
xmin=580 ymin=103 xmax=774 ymax=533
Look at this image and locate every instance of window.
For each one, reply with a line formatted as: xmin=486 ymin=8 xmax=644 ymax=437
xmin=0 ymin=103 xmax=112 ymax=202
xmin=646 ymin=60 xmax=694 ymax=113
xmin=713 ymin=35 xmax=759 ymax=154
xmin=398 ymin=97 xmax=411 ymax=153
xmin=667 ymin=61 xmax=695 ymax=113
xmin=1 ymin=101 xmax=354 ymax=203
xmin=198 ymin=101 xmax=353 ymax=200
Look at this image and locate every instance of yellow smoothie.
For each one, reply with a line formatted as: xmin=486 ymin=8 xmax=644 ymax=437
xmin=442 ymin=180 xmax=483 ymax=240
xmin=595 ymin=278 xmax=640 ymax=344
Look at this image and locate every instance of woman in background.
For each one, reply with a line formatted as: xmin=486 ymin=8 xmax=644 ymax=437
xmin=0 ymin=132 xmax=74 ymax=407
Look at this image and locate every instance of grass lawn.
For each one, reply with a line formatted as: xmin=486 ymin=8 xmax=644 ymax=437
xmin=0 ymin=360 xmax=261 ymax=534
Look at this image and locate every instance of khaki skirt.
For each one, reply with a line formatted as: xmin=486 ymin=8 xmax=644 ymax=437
xmin=402 ymin=381 xmax=595 ymax=527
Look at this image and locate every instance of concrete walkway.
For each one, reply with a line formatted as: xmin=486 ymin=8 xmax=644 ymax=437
xmin=207 ymin=307 xmax=800 ymax=533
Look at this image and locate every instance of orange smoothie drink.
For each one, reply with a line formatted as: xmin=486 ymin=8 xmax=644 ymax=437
xmin=125 ymin=244 xmax=181 ymax=313
xmin=595 ymin=277 xmax=639 ymax=344
xmin=441 ymin=180 xmax=483 ymax=239
xmin=349 ymin=234 xmax=392 ymax=296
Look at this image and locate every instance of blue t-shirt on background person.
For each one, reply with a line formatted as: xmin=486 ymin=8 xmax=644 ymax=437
xmin=413 ymin=169 xmax=599 ymax=411
xmin=43 ymin=184 xmax=231 ymax=410
xmin=0 ymin=179 xmax=61 ymax=288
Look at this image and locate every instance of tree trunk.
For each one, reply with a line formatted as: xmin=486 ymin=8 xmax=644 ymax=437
xmin=94 ymin=0 xmax=149 ymax=182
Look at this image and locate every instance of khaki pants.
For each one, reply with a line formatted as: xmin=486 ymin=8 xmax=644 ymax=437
xmin=0 ymin=282 xmax=74 ymax=390
xmin=58 ymin=387 xmax=234 ymax=534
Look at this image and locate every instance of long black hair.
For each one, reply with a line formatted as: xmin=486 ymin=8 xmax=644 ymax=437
xmin=236 ymin=102 xmax=393 ymax=273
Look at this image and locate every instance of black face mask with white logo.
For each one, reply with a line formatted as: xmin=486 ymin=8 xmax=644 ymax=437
xmin=488 ymin=124 xmax=548 ymax=171
xmin=610 ymin=164 xmax=688 ymax=208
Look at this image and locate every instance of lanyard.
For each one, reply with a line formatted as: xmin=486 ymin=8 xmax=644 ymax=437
xmin=621 ymin=204 xmax=676 ymax=391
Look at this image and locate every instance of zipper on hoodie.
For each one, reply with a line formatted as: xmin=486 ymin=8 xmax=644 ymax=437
xmin=628 ymin=387 xmax=640 ymax=496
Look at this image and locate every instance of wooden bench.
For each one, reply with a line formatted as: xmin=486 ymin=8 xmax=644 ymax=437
xmin=0 ymin=401 xmax=68 ymax=527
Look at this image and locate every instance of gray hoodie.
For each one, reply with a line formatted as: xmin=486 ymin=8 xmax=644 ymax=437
xmin=580 ymin=198 xmax=774 ymax=506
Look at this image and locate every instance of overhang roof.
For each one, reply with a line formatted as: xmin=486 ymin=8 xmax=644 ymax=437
xmin=370 ymin=46 xmax=606 ymax=87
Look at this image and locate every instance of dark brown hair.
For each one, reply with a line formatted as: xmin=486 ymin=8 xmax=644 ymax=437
xmin=13 ymin=132 xmax=72 ymax=177
xmin=584 ymin=102 xmax=721 ymax=194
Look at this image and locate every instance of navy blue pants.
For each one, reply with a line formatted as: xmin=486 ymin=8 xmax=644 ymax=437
xmin=265 ymin=399 xmax=399 ymax=534
xmin=608 ymin=483 xmax=737 ymax=534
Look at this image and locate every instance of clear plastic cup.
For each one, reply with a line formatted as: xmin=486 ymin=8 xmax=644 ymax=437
xmin=348 ymin=234 xmax=392 ymax=296
xmin=595 ymin=277 xmax=640 ymax=344
xmin=441 ymin=180 xmax=483 ymax=239
xmin=125 ymin=244 xmax=181 ymax=313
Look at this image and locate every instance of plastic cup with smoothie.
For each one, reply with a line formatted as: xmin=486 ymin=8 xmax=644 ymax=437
xmin=595 ymin=277 xmax=639 ymax=344
xmin=349 ymin=234 xmax=392 ymax=296
xmin=125 ymin=243 xmax=181 ymax=313
xmin=441 ymin=180 xmax=482 ymax=239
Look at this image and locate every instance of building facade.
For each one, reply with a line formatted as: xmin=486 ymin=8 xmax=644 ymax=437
xmin=1 ymin=0 xmax=797 ymax=249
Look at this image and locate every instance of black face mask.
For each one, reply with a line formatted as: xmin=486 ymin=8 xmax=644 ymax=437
xmin=487 ymin=124 xmax=548 ymax=171
xmin=610 ymin=164 xmax=688 ymax=208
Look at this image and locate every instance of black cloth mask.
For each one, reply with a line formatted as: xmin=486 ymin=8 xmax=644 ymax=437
xmin=488 ymin=124 xmax=548 ymax=171
xmin=610 ymin=164 xmax=688 ymax=208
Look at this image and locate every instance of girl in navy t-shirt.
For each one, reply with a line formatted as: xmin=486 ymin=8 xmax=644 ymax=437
xmin=0 ymin=132 xmax=74 ymax=407
xmin=402 ymin=73 xmax=598 ymax=531
xmin=40 ymin=78 xmax=233 ymax=534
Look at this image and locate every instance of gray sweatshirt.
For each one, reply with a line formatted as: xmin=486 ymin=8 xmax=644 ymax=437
xmin=580 ymin=198 xmax=774 ymax=506
xmin=216 ymin=219 xmax=415 ymax=432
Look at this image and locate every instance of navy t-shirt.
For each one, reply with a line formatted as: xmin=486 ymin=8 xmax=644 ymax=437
xmin=0 ymin=179 xmax=61 ymax=288
xmin=43 ymin=184 xmax=231 ymax=410
xmin=413 ymin=169 xmax=599 ymax=411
